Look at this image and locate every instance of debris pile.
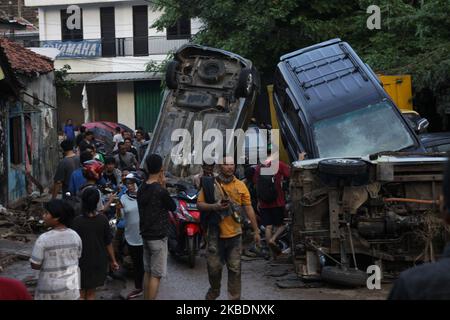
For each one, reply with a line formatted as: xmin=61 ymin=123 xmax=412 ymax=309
xmin=0 ymin=195 xmax=49 ymax=242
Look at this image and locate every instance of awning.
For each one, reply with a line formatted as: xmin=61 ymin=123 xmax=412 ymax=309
xmin=67 ymin=71 xmax=162 ymax=84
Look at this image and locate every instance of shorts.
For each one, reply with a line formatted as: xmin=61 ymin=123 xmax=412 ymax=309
xmin=143 ymin=237 xmax=168 ymax=278
xmin=260 ymin=207 xmax=285 ymax=227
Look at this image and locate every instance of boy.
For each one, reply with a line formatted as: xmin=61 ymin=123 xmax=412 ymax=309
xmin=30 ymin=199 xmax=82 ymax=300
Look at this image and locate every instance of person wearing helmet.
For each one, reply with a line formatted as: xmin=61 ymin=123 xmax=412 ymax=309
xmin=79 ymin=160 xmax=116 ymax=215
xmin=118 ymin=173 xmax=144 ymax=299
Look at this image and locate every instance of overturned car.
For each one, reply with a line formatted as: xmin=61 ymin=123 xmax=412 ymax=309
xmin=143 ymin=44 xmax=260 ymax=176
xmin=274 ymin=39 xmax=448 ymax=285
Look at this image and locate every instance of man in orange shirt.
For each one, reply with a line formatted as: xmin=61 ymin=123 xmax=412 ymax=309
xmin=197 ymin=156 xmax=260 ymax=300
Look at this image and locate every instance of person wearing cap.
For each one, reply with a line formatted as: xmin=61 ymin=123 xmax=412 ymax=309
xmin=118 ymin=173 xmax=144 ymax=299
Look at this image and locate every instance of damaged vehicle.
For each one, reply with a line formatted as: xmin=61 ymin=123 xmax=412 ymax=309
xmin=274 ymin=38 xmax=448 ymax=286
xmin=142 ymin=44 xmax=260 ymax=177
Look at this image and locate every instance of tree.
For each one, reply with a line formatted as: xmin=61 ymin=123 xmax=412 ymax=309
xmin=152 ymin=0 xmax=450 ymax=129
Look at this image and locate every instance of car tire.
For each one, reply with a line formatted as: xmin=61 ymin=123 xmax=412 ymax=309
xmin=166 ymin=60 xmax=180 ymax=89
xmin=318 ymin=158 xmax=367 ymax=176
xmin=198 ymin=59 xmax=225 ymax=84
xmin=321 ymin=266 xmax=367 ymax=287
xmin=235 ymin=68 xmax=254 ymax=98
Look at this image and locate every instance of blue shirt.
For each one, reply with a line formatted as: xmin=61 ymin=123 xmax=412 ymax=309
xmin=64 ymin=125 xmax=75 ymax=142
xmin=68 ymin=168 xmax=106 ymax=196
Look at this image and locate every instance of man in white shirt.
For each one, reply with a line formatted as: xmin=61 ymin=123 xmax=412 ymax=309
xmin=113 ymin=126 xmax=124 ymax=152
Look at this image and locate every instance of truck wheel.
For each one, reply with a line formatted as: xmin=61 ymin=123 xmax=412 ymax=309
xmin=318 ymin=158 xmax=367 ymax=176
xmin=166 ymin=60 xmax=180 ymax=89
xmin=235 ymin=68 xmax=254 ymax=98
xmin=321 ymin=266 xmax=367 ymax=287
xmin=187 ymin=236 xmax=196 ymax=268
xmin=198 ymin=59 xmax=225 ymax=84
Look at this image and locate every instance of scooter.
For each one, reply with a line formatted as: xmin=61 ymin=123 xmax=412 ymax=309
xmin=167 ymin=181 xmax=202 ymax=268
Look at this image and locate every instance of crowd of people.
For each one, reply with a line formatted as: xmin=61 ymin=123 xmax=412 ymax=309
xmin=11 ymin=121 xmax=293 ymax=301
xmin=4 ymin=119 xmax=449 ymax=301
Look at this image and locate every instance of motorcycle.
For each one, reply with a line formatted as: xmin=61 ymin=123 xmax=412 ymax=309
xmin=167 ymin=181 xmax=203 ymax=268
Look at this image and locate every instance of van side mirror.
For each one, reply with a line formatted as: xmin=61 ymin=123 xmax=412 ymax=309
xmin=416 ymin=118 xmax=429 ymax=133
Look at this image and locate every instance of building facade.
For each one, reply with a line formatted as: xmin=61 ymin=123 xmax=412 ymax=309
xmin=0 ymin=38 xmax=58 ymax=207
xmin=24 ymin=0 xmax=200 ymax=132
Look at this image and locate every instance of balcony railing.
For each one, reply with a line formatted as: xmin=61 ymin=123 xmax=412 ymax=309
xmin=23 ymin=35 xmax=191 ymax=58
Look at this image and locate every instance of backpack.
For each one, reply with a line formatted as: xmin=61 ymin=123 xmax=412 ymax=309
xmin=256 ymin=174 xmax=278 ymax=203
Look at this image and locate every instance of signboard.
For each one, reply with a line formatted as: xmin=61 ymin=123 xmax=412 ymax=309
xmin=42 ymin=40 xmax=101 ymax=58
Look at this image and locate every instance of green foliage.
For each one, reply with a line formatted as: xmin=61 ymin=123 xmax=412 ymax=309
xmin=54 ymin=64 xmax=75 ymax=98
xmin=151 ymin=0 xmax=450 ymax=116
xmin=145 ymin=51 xmax=175 ymax=89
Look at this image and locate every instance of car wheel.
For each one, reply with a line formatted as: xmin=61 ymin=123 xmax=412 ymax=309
xmin=198 ymin=59 xmax=226 ymax=84
xmin=318 ymin=158 xmax=367 ymax=176
xmin=321 ymin=266 xmax=367 ymax=287
xmin=235 ymin=68 xmax=254 ymax=98
xmin=166 ymin=60 xmax=180 ymax=89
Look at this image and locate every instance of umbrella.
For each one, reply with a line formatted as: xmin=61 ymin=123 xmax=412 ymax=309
xmin=82 ymin=122 xmax=134 ymax=155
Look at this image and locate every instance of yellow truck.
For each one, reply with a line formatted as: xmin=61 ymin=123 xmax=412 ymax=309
xmin=377 ymin=74 xmax=413 ymax=112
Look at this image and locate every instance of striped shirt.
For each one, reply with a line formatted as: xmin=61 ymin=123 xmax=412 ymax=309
xmin=30 ymin=228 xmax=82 ymax=300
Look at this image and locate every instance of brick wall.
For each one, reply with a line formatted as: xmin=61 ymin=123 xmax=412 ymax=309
xmin=0 ymin=0 xmax=38 ymax=24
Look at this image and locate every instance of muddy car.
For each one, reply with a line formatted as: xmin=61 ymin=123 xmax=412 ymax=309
xmin=142 ymin=44 xmax=260 ymax=176
xmin=290 ymin=155 xmax=447 ymax=285
xmin=273 ymin=38 xmax=426 ymax=161
xmin=274 ymin=39 xmax=447 ymax=285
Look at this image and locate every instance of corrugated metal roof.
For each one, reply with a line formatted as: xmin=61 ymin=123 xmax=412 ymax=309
xmin=67 ymin=71 xmax=162 ymax=83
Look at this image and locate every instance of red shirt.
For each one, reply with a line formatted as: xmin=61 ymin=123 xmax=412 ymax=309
xmin=0 ymin=277 xmax=33 ymax=300
xmin=254 ymin=160 xmax=290 ymax=209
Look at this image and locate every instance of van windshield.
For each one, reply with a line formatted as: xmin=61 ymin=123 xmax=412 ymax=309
xmin=313 ymin=102 xmax=416 ymax=158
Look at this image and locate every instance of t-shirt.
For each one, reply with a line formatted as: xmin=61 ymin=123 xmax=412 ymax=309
xmin=0 ymin=277 xmax=33 ymax=300
xmin=198 ymin=177 xmax=251 ymax=238
xmin=78 ymin=139 xmax=94 ymax=152
xmin=114 ymin=152 xmax=137 ymax=171
xmin=137 ymin=182 xmax=176 ymax=240
xmin=113 ymin=134 xmax=123 ymax=151
xmin=75 ymin=133 xmax=84 ymax=147
xmin=254 ymin=160 xmax=290 ymax=209
xmin=64 ymin=125 xmax=75 ymax=141
xmin=54 ymin=156 xmax=80 ymax=195
xmin=72 ymin=214 xmax=112 ymax=270
xmin=68 ymin=168 xmax=106 ymax=196
xmin=120 ymin=193 xmax=143 ymax=246
xmin=30 ymin=229 xmax=82 ymax=300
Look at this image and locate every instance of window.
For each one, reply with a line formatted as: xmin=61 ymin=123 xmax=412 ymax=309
xmin=284 ymin=97 xmax=308 ymax=149
xmin=313 ymin=102 xmax=416 ymax=158
xmin=9 ymin=116 xmax=22 ymax=165
xmin=133 ymin=5 xmax=149 ymax=56
xmin=100 ymin=7 xmax=116 ymax=57
xmin=61 ymin=9 xmax=83 ymax=42
xmin=167 ymin=17 xmax=191 ymax=40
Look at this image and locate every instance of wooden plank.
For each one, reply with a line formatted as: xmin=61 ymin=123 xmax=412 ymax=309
xmin=393 ymin=174 xmax=443 ymax=182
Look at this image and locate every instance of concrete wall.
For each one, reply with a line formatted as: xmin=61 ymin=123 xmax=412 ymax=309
xmin=0 ymin=0 xmax=38 ymax=24
xmin=117 ymin=81 xmax=134 ymax=130
xmin=57 ymin=82 xmax=117 ymax=129
xmin=56 ymin=84 xmax=84 ymax=129
xmin=19 ymin=72 xmax=59 ymax=193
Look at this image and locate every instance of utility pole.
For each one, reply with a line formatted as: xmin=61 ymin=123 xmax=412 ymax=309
xmin=18 ymin=0 xmax=22 ymax=18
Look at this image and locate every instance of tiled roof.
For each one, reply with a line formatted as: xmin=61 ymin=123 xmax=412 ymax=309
xmin=0 ymin=37 xmax=53 ymax=76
